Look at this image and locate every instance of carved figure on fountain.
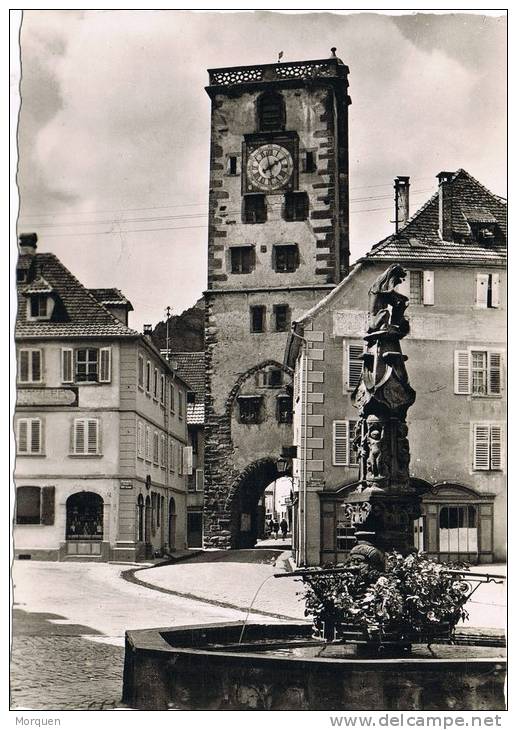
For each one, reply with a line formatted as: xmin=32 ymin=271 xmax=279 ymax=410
xmin=367 ymin=263 xmax=410 ymax=337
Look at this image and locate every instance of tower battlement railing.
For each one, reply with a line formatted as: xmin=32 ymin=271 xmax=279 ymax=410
xmin=208 ymin=57 xmax=349 ymax=87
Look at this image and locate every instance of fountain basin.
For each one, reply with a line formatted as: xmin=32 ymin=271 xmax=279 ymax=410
xmin=122 ymin=622 xmax=506 ymax=711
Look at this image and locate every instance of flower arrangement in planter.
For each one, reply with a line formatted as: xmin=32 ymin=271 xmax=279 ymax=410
xmin=301 ymin=552 xmax=471 ymax=648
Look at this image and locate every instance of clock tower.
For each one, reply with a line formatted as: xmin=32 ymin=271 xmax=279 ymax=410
xmin=203 ymin=51 xmax=351 ymax=549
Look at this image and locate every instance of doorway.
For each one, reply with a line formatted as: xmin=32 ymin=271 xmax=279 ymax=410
xmin=66 ymin=491 xmax=103 ymax=556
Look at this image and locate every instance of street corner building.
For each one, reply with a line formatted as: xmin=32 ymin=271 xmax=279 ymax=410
xmin=14 ymin=234 xmax=193 ymax=562
xmin=203 ymin=52 xmax=351 ymax=550
xmin=285 ymin=169 xmax=507 ymax=567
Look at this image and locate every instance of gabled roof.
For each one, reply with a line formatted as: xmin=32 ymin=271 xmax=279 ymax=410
xmin=16 ymin=253 xmax=140 ymax=339
xmin=365 ymin=169 xmax=506 ymax=266
xmin=88 ymin=288 xmax=134 ymax=310
xmin=171 ymin=352 xmax=205 ymax=426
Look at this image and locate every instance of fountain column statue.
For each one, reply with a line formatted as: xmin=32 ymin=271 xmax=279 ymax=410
xmin=344 ymin=264 xmax=424 ymax=562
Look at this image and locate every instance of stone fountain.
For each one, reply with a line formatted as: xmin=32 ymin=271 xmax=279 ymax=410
xmin=343 ymin=263 xmax=423 ymax=564
xmin=122 ymin=265 xmax=506 ymax=711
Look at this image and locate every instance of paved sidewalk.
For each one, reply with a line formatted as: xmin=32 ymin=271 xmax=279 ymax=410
xmin=136 ymin=552 xmax=507 ymax=630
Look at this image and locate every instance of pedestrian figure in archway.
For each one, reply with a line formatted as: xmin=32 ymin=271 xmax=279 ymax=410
xmin=280 ymin=518 xmax=288 ymax=540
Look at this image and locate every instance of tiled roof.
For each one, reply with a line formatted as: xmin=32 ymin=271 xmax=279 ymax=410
xmin=23 ymin=274 xmax=54 ymax=294
xmin=16 ymin=253 xmax=140 ymax=339
xmin=88 ymin=288 xmax=134 ymax=310
xmin=365 ymin=169 xmax=506 ymax=266
xmin=172 ymin=352 xmax=205 ymax=426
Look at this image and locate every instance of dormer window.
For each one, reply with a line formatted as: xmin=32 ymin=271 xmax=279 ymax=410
xmin=30 ymin=294 xmax=49 ymax=319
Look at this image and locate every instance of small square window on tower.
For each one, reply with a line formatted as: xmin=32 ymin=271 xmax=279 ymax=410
xmin=273 ymin=304 xmax=291 ymax=332
xmin=230 ymin=246 xmax=254 ymax=274
xmin=274 ymin=244 xmax=299 ymax=273
xmin=250 ymin=305 xmax=266 ymax=333
xmin=284 ymin=192 xmax=309 ymax=222
xmin=243 ymin=194 xmax=267 ymax=224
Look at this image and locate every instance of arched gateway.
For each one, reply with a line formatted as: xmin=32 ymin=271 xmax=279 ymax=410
xmin=226 ymin=458 xmax=290 ymax=548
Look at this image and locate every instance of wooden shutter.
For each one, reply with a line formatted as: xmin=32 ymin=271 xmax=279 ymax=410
xmin=333 ymin=421 xmax=349 ymax=466
xmin=87 ymin=419 xmax=99 ymax=454
xmin=19 ymin=350 xmax=29 ymax=382
xmin=490 ymin=273 xmax=500 ymax=308
xmin=454 ymin=350 xmax=470 ymax=394
xmin=62 ymin=348 xmax=74 ymax=383
xmin=160 ymin=434 xmax=166 ymax=466
xmin=17 ymin=420 xmax=28 ymax=453
xmin=99 ymin=347 xmax=111 ymax=382
xmin=178 ymin=445 xmax=183 ymax=475
xmin=138 ymin=355 xmax=144 ymax=388
xmin=160 ymin=374 xmax=165 ymax=404
xmin=137 ymin=422 xmax=143 ymax=457
xmin=196 ymin=468 xmax=204 ymax=491
xmin=348 ymin=344 xmax=363 ymax=389
xmin=490 ymin=425 xmax=502 ymax=470
xmin=473 ymin=424 xmax=490 ymax=470
xmin=32 ymin=350 xmax=42 ymax=382
xmin=74 ymin=419 xmax=85 ymax=454
xmin=41 ymin=486 xmax=55 ymax=525
xmin=476 ymin=274 xmax=489 ymax=307
xmin=423 ymin=271 xmax=435 ymax=305
xmin=146 ymin=427 xmax=151 ymax=459
xmin=184 ymin=446 xmax=193 ymax=475
xmin=30 ymin=419 xmax=41 ymax=454
xmin=170 ymin=440 xmax=175 ymax=471
xmin=488 ymin=352 xmax=502 ymax=395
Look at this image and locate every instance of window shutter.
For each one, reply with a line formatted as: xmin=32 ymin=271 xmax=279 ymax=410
xmin=397 ymin=274 xmax=411 ymax=299
xmin=454 ymin=350 xmax=470 ymax=394
xmin=170 ymin=440 xmax=174 ymax=471
xmin=74 ymin=419 xmax=85 ymax=454
xmin=476 ymin=274 xmax=489 ymax=307
xmin=491 ymin=274 xmax=500 ymax=308
xmin=87 ymin=419 xmax=99 ymax=454
xmin=348 ymin=344 xmax=364 ymax=389
xmin=19 ymin=350 xmax=29 ymax=382
xmin=160 ymin=434 xmax=166 ymax=466
xmin=423 ymin=271 xmax=435 ymax=305
xmin=184 ymin=446 xmax=193 ymax=475
xmin=178 ymin=445 xmax=183 ymax=475
xmin=473 ymin=424 xmax=490 ymax=470
xmin=32 ymin=350 xmax=42 ymax=382
xmin=137 ymin=422 xmax=143 ymax=457
xmin=30 ymin=419 xmax=41 ymax=454
xmin=196 ymin=468 xmax=204 ymax=491
xmin=17 ymin=420 xmax=28 ymax=453
xmin=160 ymin=374 xmax=165 ymax=404
xmin=62 ymin=348 xmax=74 ymax=383
xmin=333 ymin=421 xmax=349 ymax=466
xmin=99 ymin=347 xmax=111 ymax=382
xmin=488 ymin=352 xmax=502 ymax=395
xmin=490 ymin=426 xmax=502 ymax=470
xmin=41 ymin=486 xmax=55 ymax=525
xmin=138 ymin=355 xmax=144 ymax=388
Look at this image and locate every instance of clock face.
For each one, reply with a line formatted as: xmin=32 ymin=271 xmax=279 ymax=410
xmin=246 ymin=143 xmax=294 ymax=192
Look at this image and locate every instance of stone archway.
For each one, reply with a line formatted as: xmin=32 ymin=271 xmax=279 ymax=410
xmin=226 ymin=458 xmax=290 ymax=549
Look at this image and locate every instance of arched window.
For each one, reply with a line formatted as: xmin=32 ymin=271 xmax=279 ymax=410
xmin=257 ymin=92 xmax=285 ymax=132
xmin=66 ymin=492 xmax=103 ymax=540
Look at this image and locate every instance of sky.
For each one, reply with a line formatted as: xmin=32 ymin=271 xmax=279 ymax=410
xmin=14 ymin=10 xmax=507 ymax=331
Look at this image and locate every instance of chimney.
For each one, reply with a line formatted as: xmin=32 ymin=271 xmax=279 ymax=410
xmin=18 ymin=232 xmax=38 ymax=255
xmin=394 ymin=177 xmax=410 ymax=232
xmin=437 ymin=171 xmax=454 ymax=241
xmin=143 ymin=324 xmax=153 ymax=335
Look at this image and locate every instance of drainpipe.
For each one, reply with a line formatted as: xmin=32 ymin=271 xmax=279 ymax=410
xmin=290 ymin=330 xmax=309 ymax=567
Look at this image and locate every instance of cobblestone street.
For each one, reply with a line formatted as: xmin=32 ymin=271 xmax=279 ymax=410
xmin=10 ymin=558 xmax=263 ymax=711
xmin=11 ymin=609 xmax=126 ymax=710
